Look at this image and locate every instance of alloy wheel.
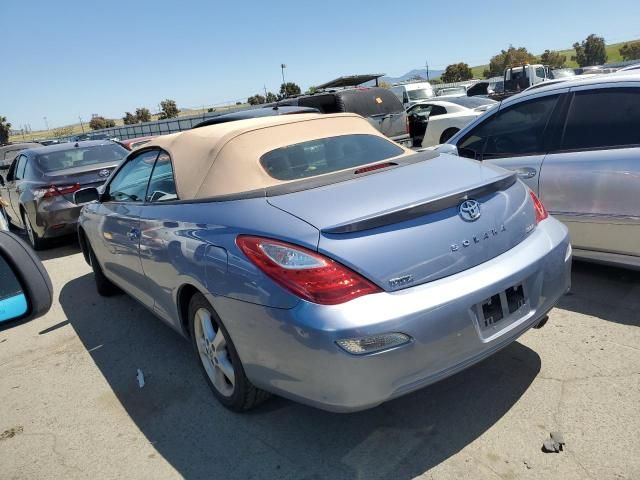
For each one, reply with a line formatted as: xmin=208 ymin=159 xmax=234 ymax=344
xmin=194 ymin=308 xmax=235 ymax=397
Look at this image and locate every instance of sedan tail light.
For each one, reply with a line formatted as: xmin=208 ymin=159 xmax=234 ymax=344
xmin=529 ymin=190 xmax=549 ymax=223
xmin=33 ymin=183 xmax=81 ymax=200
xmin=236 ymin=236 xmax=381 ymax=305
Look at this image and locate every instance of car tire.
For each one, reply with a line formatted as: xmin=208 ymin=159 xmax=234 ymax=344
xmin=22 ymin=211 xmax=48 ymax=250
xmin=188 ymin=293 xmax=270 ymax=412
xmin=440 ymin=128 xmax=460 ymax=144
xmin=88 ymin=243 xmax=121 ymax=296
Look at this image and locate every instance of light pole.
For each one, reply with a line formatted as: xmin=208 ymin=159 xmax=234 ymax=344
xmin=281 ymin=63 xmax=287 ymax=88
xmin=425 ymin=59 xmax=430 ymax=82
xmin=78 ymin=116 xmax=85 ymax=133
xmin=43 ymin=116 xmax=49 ymax=133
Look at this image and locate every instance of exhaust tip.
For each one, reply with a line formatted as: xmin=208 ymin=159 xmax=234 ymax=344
xmin=533 ymin=315 xmax=549 ymax=329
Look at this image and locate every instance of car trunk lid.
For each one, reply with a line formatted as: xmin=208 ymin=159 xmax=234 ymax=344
xmin=41 ymin=161 xmax=119 ymax=201
xmin=267 ymin=154 xmax=537 ymax=291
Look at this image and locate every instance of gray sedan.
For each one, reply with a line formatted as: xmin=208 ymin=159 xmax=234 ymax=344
xmin=439 ymin=73 xmax=640 ymax=270
xmin=0 ymin=141 xmax=128 ymax=249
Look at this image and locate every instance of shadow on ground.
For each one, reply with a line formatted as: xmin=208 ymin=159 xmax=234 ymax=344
xmin=557 ymin=260 xmax=640 ymax=327
xmin=59 ymin=273 xmax=541 ymax=480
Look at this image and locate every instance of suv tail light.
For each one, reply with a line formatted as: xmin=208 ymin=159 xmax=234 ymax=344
xmin=529 ymin=190 xmax=549 ymax=223
xmin=236 ymin=236 xmax=381 ymax=305
xmin=33 ymin=183 xmax=81 ymax=200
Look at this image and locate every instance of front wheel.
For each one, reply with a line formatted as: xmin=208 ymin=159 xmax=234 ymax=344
xmin=88 ymin=243 xmax=120 ymax=296
xmin=189 ymin=293 xmax=269 ymax=411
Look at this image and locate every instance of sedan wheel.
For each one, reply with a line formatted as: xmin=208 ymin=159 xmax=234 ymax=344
xmin=188 ymin=293 xmax=270 ymax=411
xmin=194 ymin=308 xmax=235 ymax=397
xmin=23 ymin=213 xmax=46 ymax=250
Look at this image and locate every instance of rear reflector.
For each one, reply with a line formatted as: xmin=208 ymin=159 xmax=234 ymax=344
xmin=336 ymin=333 xmax=411 ymax=355
xmin=236 ymin=235 xmax=381 ymax=305
xmin=529 ymin=191 xmax=549 ymax=223
xmin=33 ymin=183 xmax=81 ymax=199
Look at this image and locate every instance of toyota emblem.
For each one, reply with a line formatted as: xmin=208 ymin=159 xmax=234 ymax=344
xmin=459 ymin=199 xmax=481 ymax=222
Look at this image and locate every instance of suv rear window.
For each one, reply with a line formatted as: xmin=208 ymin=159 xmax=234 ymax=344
xmin=36 ymin=143 xmax=128 ymax=172
xmin=260 ymin=134 xmax=404 ymax=180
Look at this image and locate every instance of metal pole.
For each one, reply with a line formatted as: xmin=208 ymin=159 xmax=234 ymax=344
xmin=426 ymin=60 xmax=430 ymax=81
xmin=43 ymin=116 xmax=49 ymax=132
xmin=281 ymin=64 xmax=286 ymax=87
xmin=78 ymin=116 xmax=85 ymax=133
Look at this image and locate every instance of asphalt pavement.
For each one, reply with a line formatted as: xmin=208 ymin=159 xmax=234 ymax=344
xmin=0 ymin=240 xmax=638 ymax=480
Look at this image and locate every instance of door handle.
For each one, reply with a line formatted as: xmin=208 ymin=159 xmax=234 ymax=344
xmin=515 ymin=167 xmax=537 ymax=179
xmin=127 ymin=228 xmax=140 ymax=241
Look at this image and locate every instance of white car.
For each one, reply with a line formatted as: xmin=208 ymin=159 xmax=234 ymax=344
xmin=407 ymin=97 xmax=497 ymax=147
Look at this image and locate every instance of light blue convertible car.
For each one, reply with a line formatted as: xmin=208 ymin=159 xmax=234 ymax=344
xmin=75 ymin=113 xmax=571 ymax=412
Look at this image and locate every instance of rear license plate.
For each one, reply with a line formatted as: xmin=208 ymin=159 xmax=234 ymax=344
xmin=477 ymin=283 xmax=529 ymax=332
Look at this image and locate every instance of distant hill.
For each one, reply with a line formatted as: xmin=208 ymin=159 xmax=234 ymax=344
xmin=381 ymin=68 xmax=445 ymax=85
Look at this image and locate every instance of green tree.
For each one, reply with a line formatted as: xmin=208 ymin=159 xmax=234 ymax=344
xmin=539 ymin=50 xmax=567 ymax=69
xmin=441 ymin=62 xmax=473 ymax=83
xmin=484 ymin=46 xmax=537 ymax=78
xmin=279 ymin=82 xmax=301 ymax=98
xmin=123 ymin=112 xmax=138 ymax=125
xmin=305 ymin=86 xmax=318 ymax=95
xmin=0 ymin=116 xmax=11 ymax=144
xmin=89 ymin=116 xmax=108 ymax=130
xmin=619 ymin=41 xmax=640 ymax=61
xmin=265 ymin=92 xmax=278 ymax=102
xmin=572 ymin=34 xmax=607 ymax=67
xmin=158 ymin=99 xmax=179 ymax=119
xmin=247 ymin=94 xmax=266 ymax=105
xmin=430 ymin=78 xmax=443 ymax=85
xmin=136 ymin=108 xmax=151 ymax=123
xmin=105 ymin=119 xmax=116 ymax=128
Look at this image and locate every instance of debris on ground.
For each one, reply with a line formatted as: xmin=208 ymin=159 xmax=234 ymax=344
xmin=1 ymin=426 xmax=24 ymax=441
xmin=542 ymin=431 xmax=566 ymax=453
xmin=136 ymin=369 xmax=145 ymax=388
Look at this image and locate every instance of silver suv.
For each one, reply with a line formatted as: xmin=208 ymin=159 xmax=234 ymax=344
xmin=439 ymin=73 xmax=640 ymax=270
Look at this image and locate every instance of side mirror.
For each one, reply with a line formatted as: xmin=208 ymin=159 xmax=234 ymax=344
xmin=436 ymin=143 xmax=459 ymax=155
xmin=0 ymin=231 xmax=52 ymax=325
xmin=74 ymin=187 xmax=100 ymax=205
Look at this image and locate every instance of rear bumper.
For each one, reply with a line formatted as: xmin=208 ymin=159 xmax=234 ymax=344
xmin=210 ymin=217 xmax=571 ymax=412
xmin=33 ymin=199 xmax=83 ymax=239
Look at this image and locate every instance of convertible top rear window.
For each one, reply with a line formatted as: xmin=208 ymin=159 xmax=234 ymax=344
xmin=260 ymin=134 xmax=404 ymax=181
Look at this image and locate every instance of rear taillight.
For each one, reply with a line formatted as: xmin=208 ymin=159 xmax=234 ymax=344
xmin=405 ymin=115 xmax=410 ymax=134
xmin=236 ymin=236 xmax=381 ymax=305
xmin=529 ymin=191 xmax=548 ymax=223
xmin=33 ymin=183 xmax=81 ymax=199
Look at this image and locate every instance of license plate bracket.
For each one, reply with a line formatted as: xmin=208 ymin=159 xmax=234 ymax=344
xmin=476 ymin=283 xmax=529 ymax=335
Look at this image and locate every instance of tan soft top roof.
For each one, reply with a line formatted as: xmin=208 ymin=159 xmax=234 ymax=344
xmin=145 ymin=113 xmax=411 ymax=199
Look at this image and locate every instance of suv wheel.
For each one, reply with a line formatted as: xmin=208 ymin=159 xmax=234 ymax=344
xmin=189 ymin=293 xmax=270 ymax=411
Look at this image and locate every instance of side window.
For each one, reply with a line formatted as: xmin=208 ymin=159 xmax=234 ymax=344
xmin=14 ymin=156 xmax=27 ymax=180
xmin=107 ymin=150 xmax=159 ymax=202
xmin=146 ymin=152 xmax=177 ymax=202
xmin=561 ymin=88 xmax=640 ymax=151
xmin=535 ymin=67 xmax=546 ymax=79
xmin=412 ymin=105 xmax=433 ymax=115
xmin=457 ymin=95 xmax=558 ymax=159
xmin=403 ymin=91 xmax=409 ymax=104
xmin=430 ymin=105 xmax=448 ymax=116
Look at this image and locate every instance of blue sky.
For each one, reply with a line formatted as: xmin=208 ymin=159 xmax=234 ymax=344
xmin=3 ymin=0 xmax=639 ymax=129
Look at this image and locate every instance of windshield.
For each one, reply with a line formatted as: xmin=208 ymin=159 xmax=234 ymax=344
xmin=35 ymin=143 xmax=128 ymax=172
xmin=407 ymin=89 xmax=432 ymax=101
xmin=260 ymin=134 xmax=404 ymax=180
